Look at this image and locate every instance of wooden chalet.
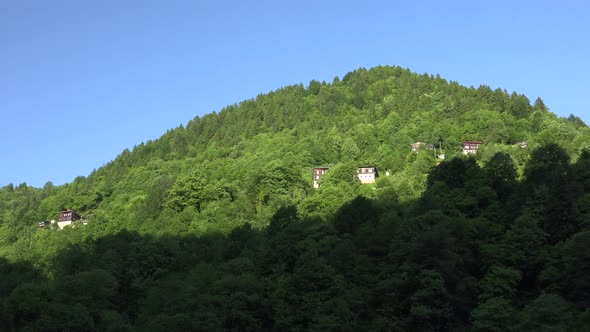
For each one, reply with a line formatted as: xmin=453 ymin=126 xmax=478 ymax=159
xmin=57 ymin=210 xmax=81 ymax=229
xmin=312 ymin=167 xmax=330 ymax=188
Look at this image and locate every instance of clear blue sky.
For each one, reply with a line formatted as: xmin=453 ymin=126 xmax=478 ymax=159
xmin=1 ymin=1 xmax=589 ymax=187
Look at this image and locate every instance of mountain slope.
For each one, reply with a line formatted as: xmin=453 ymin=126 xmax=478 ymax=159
xmin=0 ymin=65 xmax=589 ymax=330
xmin=2 ymin=65 xmax=589 ymax=235
xmin=44 ymin=68 xmax=590 ymax=225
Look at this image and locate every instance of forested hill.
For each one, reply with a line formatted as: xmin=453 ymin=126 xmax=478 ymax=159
xmin=1 ymin=65 xmax=589 ymax=330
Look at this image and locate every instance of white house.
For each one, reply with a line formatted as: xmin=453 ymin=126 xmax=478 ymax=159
xmin=357 ymin=166 xmax=377 ymax=184
xmin=462 ymin=141 xmax=483 ymax=155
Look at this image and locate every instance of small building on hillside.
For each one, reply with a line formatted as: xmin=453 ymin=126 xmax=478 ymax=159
xmin=57 ymin=210 xmax=81 ymax=229
xmin=411 ymin=142 xmax=425 ymax=153
xmin=312 ymin=167 xmax=330 ymax=188
xmin=515 ymin=141 xmax=528 ymax=149
xmin=357 ymin=166 xmax=378 ymax=184
xmin=82 ymin=213 xmax=93 ymax=225
xmin=462 ymin=140 xmax=483 ymax=155
xmin=38 ymin=221 xmax=50 ymax=229
xmin=411 ymin=142 xmax=435 ymax=153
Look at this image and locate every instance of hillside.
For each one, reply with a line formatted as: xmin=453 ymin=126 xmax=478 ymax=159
xmin=1 ymin=66 xmax=589 ymax=330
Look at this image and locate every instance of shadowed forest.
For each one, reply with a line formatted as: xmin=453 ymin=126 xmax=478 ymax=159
xmin=1 ymin=66 xmax=589 ymax=331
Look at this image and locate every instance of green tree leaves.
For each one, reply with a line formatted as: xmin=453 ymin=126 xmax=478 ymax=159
xmin=166 ymin=170 xmax=207 ymax=212
xmin=340 ymin=138 xmax=360 ymax=160
xmin=1 ymin=65 xmax=590 ymax=330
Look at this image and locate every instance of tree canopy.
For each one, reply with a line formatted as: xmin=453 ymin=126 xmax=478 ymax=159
xmin=0 ymin=65 xmax=589 ymax=330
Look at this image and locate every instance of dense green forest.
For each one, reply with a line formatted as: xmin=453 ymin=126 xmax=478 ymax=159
xmin=1 ymin=66 xmax=589 ymax=330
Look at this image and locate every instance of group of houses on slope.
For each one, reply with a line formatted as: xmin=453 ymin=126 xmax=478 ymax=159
xmin=412 ymin=140 xmax=486 ymax=156
xmin=459 ymin=140 xmax=526 ymax=155
xmin=312 ymin=166 xmax=378 ymax=188
xmin=36 ymin=142 xmax=528 ymax=221
xmin=312 ymin=140 xmax=528 ymax=188
xmin=38 ymin=210 xmax=89 ymax=230
xmin=411 ymin=141 xmax=446 ymax=159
